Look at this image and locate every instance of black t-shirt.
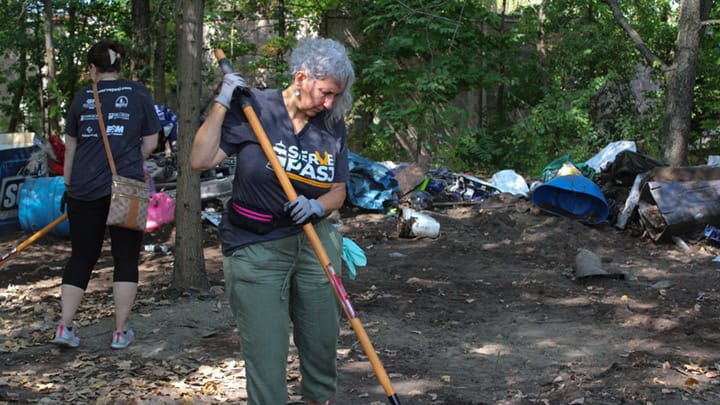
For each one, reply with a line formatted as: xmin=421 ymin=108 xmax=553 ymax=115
xmin=65 ymin=79 xmax=161 ymax=200
xmin=218 ymin=88 xmax=349 ymax=255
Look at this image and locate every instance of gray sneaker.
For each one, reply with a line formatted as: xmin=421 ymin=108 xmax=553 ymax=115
xmin=110 ymin=329 xmax=135 ymax=349
xmin=52 ymin=324 xmax=79 ymax=348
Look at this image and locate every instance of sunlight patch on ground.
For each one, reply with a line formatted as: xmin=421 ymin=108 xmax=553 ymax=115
xmin=341 ymin=360 xmax=376 ymax=373
xmin=544 ymin=293 xmax=658 ymax=312
xmin=444 ymin=207 xmax=477 ymax=219
xmin=481 ymin=239 xmax=513 ymax=249
xmin=405 ymin=277 xmax=451 ymax=287
xmin=345 ymin=377 xmax=445 ymax=400
xmin=621 ymin=314 xmax=679 ymax=331
xmin=561 ymin=347 xmax=596 ymax=359
xmin=634 ymin=265 xmax=673 ymax=278
xmin=543 ymin=296 xmax=593 ymax=306
xmin=468 ymin=342 xmax=511 ymax=356
xmin=533 ymin=339 xmax=560 ymax=349
xmin=598 ymin=295 xmax=657 ymax=309
xmin=338 ymin=361 xmax=446 ymax=401
xmin=625 ymin=338 xmax=665 ymax=351
xmin=625 ymin=337 xmax=720 ymax=364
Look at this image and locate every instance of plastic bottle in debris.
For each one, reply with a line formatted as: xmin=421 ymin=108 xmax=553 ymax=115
xmin=400 ymin=207 xmax=440 ymax=238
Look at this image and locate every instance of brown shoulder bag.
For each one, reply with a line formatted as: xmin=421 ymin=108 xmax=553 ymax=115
xmin=92 ymin=81 xmax=149 ymax=232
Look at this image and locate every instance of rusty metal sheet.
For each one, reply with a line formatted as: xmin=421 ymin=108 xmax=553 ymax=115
xmin=638 ymin=179 xmax=720 ymax=241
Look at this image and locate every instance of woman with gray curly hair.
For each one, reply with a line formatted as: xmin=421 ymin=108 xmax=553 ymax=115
xmin=191 ymin=37 xmax=355 ymax=405
xmin=288 ymin=37 xmax=355 ymax=129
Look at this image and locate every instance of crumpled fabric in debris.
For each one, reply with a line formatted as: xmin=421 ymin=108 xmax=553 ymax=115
xmin=492 ymin=169 xmax=529 ymax=197
xmin=541 ymin=155 xmax=595 ymax=182
xmin=584 ymin=140 xmax=637 ymax=173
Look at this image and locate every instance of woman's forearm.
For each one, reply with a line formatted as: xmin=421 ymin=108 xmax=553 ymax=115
xmin=191 ymin=103 xmax=227 ymax=170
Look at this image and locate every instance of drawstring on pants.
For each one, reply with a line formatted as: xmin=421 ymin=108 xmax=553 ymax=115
xmin=280 ymin=233 xmax=306 ymax=299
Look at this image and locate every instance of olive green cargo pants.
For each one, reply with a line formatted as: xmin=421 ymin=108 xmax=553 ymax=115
xmin=224 ymin=219 xmax=343 ymax=404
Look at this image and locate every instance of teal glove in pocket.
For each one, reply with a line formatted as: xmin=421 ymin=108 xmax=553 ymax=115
xmin=341 ymin=237 xmax=367 ymax=280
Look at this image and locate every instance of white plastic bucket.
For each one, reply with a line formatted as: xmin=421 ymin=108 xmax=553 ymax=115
xmin=400 ymin=207 xmax=440 ymax=238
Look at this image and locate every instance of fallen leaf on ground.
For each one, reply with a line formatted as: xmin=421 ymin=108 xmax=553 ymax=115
xmin=684 ymin=377 xmax=699 ymax=387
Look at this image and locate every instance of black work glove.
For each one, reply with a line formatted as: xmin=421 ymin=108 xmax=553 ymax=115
xmin=60 ymin=191 xmax=67 ymax=213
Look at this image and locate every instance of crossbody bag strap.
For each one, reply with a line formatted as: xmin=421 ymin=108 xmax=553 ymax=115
xmin=92 ymin=81 xmax=117 ymax=175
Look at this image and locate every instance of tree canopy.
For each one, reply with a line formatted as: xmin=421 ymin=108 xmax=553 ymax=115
xmin=0 ymin=0 xmax=718 ymax=173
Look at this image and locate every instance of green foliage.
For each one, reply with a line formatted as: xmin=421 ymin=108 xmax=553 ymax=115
xmin=349 ymin=0 xmax=502 ymax=164
xmin=0 ymin=0 xmax=715 ymax=174
xmin=0 ymin=0 xmax=133 ymax=135
xmin=0 ymin=1 xmax=43 ymax=131
xmin=244 ymin=35 xmax=293 ymax=87
xmin=483 ymin=0 xmax=670 ymax=175
xmin=688 ymin=6 xmax=720 ymax=165
xmin=206 ymin=0 xmax=344 ymax=88
xmin=438 ymin=127 xmax=502 ymax=173
xmin=346 ymin=0 xmax=684 ymax=174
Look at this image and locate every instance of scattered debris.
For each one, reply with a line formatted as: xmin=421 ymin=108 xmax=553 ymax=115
xmin=574 ymin=248 xmax=625 ymax=279
xmin=397 ymin=208 xmax=440 ymax=238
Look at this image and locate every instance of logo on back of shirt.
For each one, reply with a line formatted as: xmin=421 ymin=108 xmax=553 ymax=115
xmin=81 ymin=126 xmax=98 ymax=138
xmin=115 ymin=96 xmax=129 ymax=108
xmin=109 ymin=112 xmax=130 ymax=120
xmin=272 ymin=141 xmax=335 ymax=187
xmin=107 ymin=125 xmax=125 ymax=136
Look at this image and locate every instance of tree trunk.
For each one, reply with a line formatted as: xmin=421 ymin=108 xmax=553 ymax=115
xmin=63 ymin=2 xmax=80 ymax=101
xmin=661 ymin=0 xmax=707 ymax=166
xmin=277 ymin=0 xmax=286 ymax=38
xmin=43 ymin=0 xmax=59 ymax=138
xmin=276 ymin=0 xmax=286 ymax=68
xmin=34 ymin=15 xmax=46 ymax=135
xmin=603 ymin=0 xmax=713 ymax=167
xmin=8 ymin=51 xmax=27 ymax=132
xmin=173 ymin=0 xmax=208 ymax=291
xmin=131 ymin=0 xmax=152 ymax=83
xmin=153 ymin=0 xmax=172 ymax=105
xmin=494 ymin=0 xmax=508 ymax=122
xmin=537 ymin=0 xmax=548 ymax=86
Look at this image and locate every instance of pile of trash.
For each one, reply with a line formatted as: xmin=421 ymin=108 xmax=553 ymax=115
xmin=346 ymin=141 xmax=720 ymax=245
xmin=8 ymin=130 xmax=720 ymax=246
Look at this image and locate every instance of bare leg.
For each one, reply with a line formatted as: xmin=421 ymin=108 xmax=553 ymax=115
xmin=60 ymin=284 xmax=85 ymax=326
xmin=113 ymin=281 xmax=137 ymax=331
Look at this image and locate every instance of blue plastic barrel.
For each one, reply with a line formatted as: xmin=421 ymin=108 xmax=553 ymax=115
xmin=531 ymin=175 xmax=609 ymax=225
xmin=18 ymin=176 xmax=70 ymax=237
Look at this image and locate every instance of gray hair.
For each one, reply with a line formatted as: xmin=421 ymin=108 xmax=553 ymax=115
xmin=290 ymin=37 xmax=355 ymax=128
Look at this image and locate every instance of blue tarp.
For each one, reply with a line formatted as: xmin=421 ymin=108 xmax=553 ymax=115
xmin=346 ymin=152 xmax=400 ymax=211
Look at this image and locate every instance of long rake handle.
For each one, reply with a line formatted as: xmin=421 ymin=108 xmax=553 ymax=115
xmin=0 ymin=212 xmax=68 ymax=267
xmin=214 ymin=50 xmax=400 ymax=405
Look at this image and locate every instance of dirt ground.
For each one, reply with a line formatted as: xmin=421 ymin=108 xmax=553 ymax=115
xmin=2 ymin=193 xmax=720 ymax=404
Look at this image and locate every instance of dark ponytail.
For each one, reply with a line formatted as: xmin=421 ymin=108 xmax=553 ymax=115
xmin=87 ymin=40 xmax=124 ymax=73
